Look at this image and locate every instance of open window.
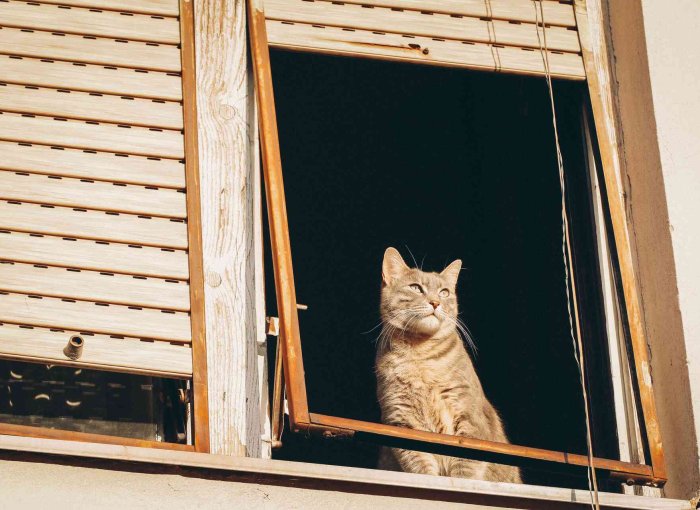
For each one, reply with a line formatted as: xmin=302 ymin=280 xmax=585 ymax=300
xmin=249 ymin=0 xmax=666 ymax=488
xmin=0 ymin=0 xmax=209 ymax=452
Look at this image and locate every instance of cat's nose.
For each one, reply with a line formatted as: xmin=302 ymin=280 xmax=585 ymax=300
xmin=429 ymin=300 xmax=440 ymax=310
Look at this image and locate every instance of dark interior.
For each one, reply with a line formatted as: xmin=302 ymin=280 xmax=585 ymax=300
xmin=0 ymin=359 xmax=187 ymax=443
xmin=266 ymin=50 xmax=619 ymax=488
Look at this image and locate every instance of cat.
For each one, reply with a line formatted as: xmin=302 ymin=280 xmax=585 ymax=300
xmin=375 ymin=247 xmax=522 ymax=483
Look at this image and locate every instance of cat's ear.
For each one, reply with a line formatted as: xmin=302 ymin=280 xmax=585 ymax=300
xmin=382 ymin=247 xmax=410 ymax=284
xmin=440 ymin=259 xmax=462 ymax=287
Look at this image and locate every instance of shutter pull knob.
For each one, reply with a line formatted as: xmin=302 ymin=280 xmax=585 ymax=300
xmin=63 ymin=335 xmax=84 ymax=360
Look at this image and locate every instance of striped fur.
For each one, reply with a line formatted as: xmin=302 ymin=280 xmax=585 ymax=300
xmin=375 ymin=247 xmax=521 ymax=483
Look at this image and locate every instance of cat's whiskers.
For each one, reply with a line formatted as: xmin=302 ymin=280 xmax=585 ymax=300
xmin=364 ymin=310 xmax=406 ymax=335
xmin=400 ymin=312 xmax=425 ymax=340
xmin=375 ymin=311 xmax=410 ymax=351
xmin=436 ymin=310 xmax=478 ymax=356
xmin=375 ymin=306 xmax=425 ymax=350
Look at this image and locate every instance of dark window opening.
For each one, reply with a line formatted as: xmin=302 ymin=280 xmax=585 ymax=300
xmin=265 ymin=50 xmax=620 ymax=489
xmin=0 ymin=359 xmax=188 ymax=443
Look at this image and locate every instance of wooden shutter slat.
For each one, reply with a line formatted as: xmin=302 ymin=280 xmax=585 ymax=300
xmin=0 ymin=172 xmax=186 ymax=218
xmin=0 ymin=1 xmax=180 ymax=44
xmin=0 ymin=55 xmax=182 ymax=101
xmin=0 ymin=112 xmax=184 ymax=158
xmin=264 ymin=0 xmax=580 ymax=53
xmin=0 ymin=324 xmax=192 ymax=378
xmin=0 ymin=0 xmax=207 ymax=392
xmin=322 ymin=0 xmax=576 ymax=27
xmin=0 ymin=292 xmax=192 ymax=342
xmin=0 ymin=26 xmax=181 ymax=72
xmin=0 ymin=261 xmax=190 ymax=311
xmin=0 ymin=83 xmax=183 ymax=129
xmin=0 ymin=141 xmax=185 ymax=188
xmin=266 ymin=21 xmax=585 ymax=79
xmin=0 ymin=231 xmax=188 ymax=279
xmin=35 ymin=0 xmax=179 ymax=17
xmin=0 ymin=201 xmax=187 ymax=248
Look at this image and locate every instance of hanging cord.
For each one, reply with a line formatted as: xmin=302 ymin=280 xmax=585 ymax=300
xmin=533 ymin=3 xmax=601 ymax=508
xmin=484 ymin=0 xmax=501 ymax=72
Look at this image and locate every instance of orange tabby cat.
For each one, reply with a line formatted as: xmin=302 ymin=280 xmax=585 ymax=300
xmin=375 ymin=247 xmax=521 ymax=483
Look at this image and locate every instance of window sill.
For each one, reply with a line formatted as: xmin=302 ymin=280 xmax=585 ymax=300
xmin=0 ymin=433 xmax=689 ymax=509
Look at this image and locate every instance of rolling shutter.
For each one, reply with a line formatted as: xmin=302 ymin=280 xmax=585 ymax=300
xmin=263 ymin=0 xmax=585 ymax=79
xmin=0 ymin=0 xmax=204 ymax=384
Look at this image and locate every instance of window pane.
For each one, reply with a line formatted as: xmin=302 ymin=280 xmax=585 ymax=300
xmin=0 ymin=359 xmax=187 ymax=443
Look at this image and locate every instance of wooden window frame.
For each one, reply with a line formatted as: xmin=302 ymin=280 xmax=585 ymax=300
xmin=0 ymin=0 xmax=210 ymax=454
xmin=248 ymin=0 xmax=666 ymax=486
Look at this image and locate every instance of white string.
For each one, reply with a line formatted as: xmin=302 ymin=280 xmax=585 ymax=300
xmin=532 ymin=2 xmax=600 ymax=508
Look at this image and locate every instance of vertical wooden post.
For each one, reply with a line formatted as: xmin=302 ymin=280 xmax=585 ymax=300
xmin=193 ymin=0 xmax=270 ymax=457
xmin=180 ymin=0 xmax=210 ymax=454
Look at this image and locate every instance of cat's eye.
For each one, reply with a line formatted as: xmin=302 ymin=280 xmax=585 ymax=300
xmin=409 ymin=284 xmax=423 ymax=294
xmin=439 ymin=289 xmax=450 ymax=298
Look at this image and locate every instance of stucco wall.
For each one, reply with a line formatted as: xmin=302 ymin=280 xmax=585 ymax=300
xmin=0 ymin=458 xmax=497 ymax=510
xmin=638 ymin=0 xmax=700 ymax=499
xmin=605 ymin=0 xmax=700 ymax=499
xmin=639 ymin=0 xmax=700 ymax=447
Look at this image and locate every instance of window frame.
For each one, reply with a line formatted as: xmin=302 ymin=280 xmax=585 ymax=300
xmin=0 ymin=0 xmax=210 ymax=454
xmin=248 ymin=0 xmax=666 ymax=486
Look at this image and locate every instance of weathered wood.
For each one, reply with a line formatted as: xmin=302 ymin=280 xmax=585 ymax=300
xmin=0 ymin=1 xmax=180 ymax=44
xmin=0 ymin=26 xmax=181 ymax=72
xmin=308 ymin=0 xmax=576 ymax=27
xmin=0 ymin=230 xmax=189 ymax=279
xmin=267 ymin=20 xmax=585 ymax=80
xmin=574 ymin=0 xmax=667 ymax=485
xmin=0 ymin=322 xmax=193 ymax=377
xmin=0 ymin=261 xmax=190 ymax=310
xmin=0 ymin=141 xmax=185 ymax=188
xmin=0 ymin=55 xmax=182 ymax=101
xmin=179 ymin=0 xmax=209 ymax=453
xmin=0 ymin=200 xmax=187 ymax=248
xmin=249 ymin=0 xmax=309 ymax=435
xmin=0 ymin=82 xmax=183 ymax=130
xmin=34 ymin=0 xmax=179 ymax=17
xmin=0 ymin=171 xmax=186 ymax=218
xmin=264 ymin=0 xmax=580 ymax=52
xmin=310 ymin=413 xmax=656 ymax=484
xmin=195 ymin=0 xmax=269 ymax=458
xmin=0 ymin=111 xmax=184 ymax=159
xmin=0 ymin=292 xmax=191 ymax=341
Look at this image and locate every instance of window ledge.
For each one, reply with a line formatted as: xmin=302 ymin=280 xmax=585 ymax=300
xmin=0 ymin=434 xmax=690 ymax=510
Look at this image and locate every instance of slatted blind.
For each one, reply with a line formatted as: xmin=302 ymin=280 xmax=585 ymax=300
xmin=263 ymin=0 xmax=585 ymax=79
xmin=0 ymin=0 xmax=199 ymax=380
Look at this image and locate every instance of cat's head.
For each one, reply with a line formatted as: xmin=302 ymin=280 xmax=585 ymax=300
xmin=380 ymin=247 xmax=462 ymax=340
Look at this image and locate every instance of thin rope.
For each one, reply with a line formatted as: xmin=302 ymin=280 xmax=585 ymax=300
xmin=533 ymin=2 xmax=600 ymax=508
xmin=484 ymin=0 xmax=501 ymax=72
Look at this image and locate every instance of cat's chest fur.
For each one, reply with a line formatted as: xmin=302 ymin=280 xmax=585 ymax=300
xmin=376 ymin=334 xmax=480 ymax=435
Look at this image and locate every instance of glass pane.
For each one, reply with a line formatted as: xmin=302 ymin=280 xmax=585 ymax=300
xmin=0 ymin=359 xmax=187 ymax=443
